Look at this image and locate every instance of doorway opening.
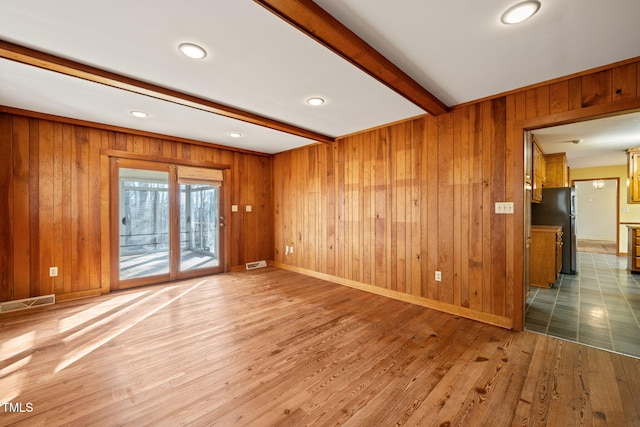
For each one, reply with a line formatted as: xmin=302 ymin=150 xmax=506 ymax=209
xmin=574 ymin=178 xmax=619 ymax=255
xmin=523 ymin=112 xmax=640 ymax=359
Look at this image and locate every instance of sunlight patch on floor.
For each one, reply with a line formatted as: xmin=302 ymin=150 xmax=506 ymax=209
xmin=54 ymin=279 xmax=208 ymax=373
xmin=0 ymin=331 xmax=35 ymax=360
xmin=58 ymin=290 xmax=151 ymax=333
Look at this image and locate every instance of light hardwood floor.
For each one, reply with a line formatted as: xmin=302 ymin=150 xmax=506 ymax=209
xmin=1 ymin=268 xmax=639 ymax=426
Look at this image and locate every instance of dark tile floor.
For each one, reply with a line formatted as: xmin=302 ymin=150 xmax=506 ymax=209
xmin=526 ymin=252 xmax=640 ymax=359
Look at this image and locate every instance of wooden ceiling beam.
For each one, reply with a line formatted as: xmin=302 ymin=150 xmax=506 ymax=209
xmin=254 ymin=0 xmax=450 ymax=116
xmin=0 ymin=40 xmax=335 ymax=144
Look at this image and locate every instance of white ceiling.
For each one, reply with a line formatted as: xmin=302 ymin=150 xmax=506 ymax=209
xmin=1 ymin=0 xmax=640 ymax=156
xmin=533 ymin=112 xmax=640 ymax=169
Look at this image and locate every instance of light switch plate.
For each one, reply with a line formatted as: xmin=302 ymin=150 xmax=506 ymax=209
xmin=231 ymin=205 xmax=238 ymax=212
xmin=245 ymin=205 xmax=252 ymax=212
xmin=495 ymin=202 xmax=514 ymax=214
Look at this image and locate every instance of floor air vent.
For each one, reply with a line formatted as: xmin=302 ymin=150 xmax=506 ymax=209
xmin=0 ymin=294 xmax=55 ymax=313
xmin=246 ymin=260 xmax=267 ymax=270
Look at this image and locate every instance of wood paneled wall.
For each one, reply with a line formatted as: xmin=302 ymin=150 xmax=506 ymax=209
xmin=0 ymin=111 xmax=273 ymax=303
xmin=273 ymin=58 xmax=640 ymax=329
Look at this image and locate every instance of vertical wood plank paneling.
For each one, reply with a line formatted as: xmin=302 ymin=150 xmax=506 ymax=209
xmin=13 ymin=116 xmax=31 ymax=300
xmin=38 ymin=120 xmax=54 ymax=297
xmin=307 ymin=147 xmax=317 ymax=271
xmin=490 ymin=98 xmax=507 ymax=317
xmin=230 ymin=153 xmax=242 ymax=267
xmin=0 ymin=114 xmax=14 ymax=302
xmin=437 ymin=113 xmax=454 ymax=304
xmin=346 ymin=138 xmax=355 ymax=281
xmin=410 ymin=119 xmax=422 ymax=297
xmin=71 ymin=127 xmax=90 ymax=292
xmin=113 ymin=133 xmax=127 ymax=151
xmin=568 ymin=77 xmax=582 ymax=110
xmin=581 ymin=70 xmax=612 ymax=107
xmin=549 ymin=81 xmax=570 ymax=114
xmin=29 ymin=119 xmax=40 ymax=297
xmin=88 ymin=129 xmax=102 ymax=290
xmin=358 ymin=133 xmax=366 ymax=283
xmin=482 ymin=101 xmax=494 ymax=313
xmin=272 ymin=154 xmax=281 ymax=263
xmin=458 ymin=107 xmax=470 ymax=308
xmin=426 ymin=115 xmax=439 ymax=300
xmin=362 ymin=132 xmax=372 ymax=285
xmin=612 ymin=63 xmax=638 ymax=102
xmin=391 ymin=124 xmax=403 ymax=292
xmin=468 ymin=103 xmax=484 ymax=312
xmin=525 ymin=86 xmax=550 ymax=119
xmin=374 ymin=130 xmax=386 ymax=288
xmin=100 ymin=132 xmax=111 ymax=294
xmin=53 ymin=123 xmax=65 ymax=294
xmin=505 ymin=94 xmax=519 ymax=322
xmin=452 ymin=109 xmax=463 ymax=306
xmin=403 ymin=122 xmax=413 ymax=294
xmin=337 ymin=140 xmax=346 ymax=280
xmin=317 ymin=145 xmax=327 ymax=274
xmin=326 ymin=144 xmax=336 ymax=276
xmin=61 ymin=124 xmax=73 ymax=294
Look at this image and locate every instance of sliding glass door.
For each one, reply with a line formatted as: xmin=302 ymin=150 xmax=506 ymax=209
xmin=112 ymin=159 xmax=225 ymax=290
xmin=179 ymin=183 xmax=221 ymax=273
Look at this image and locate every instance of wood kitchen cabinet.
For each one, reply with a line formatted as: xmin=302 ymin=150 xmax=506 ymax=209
xmin=544 ymin=152 xmax=569 ymax=188
xmin=530 ymin=225 xmax=563 ymax=288
xmin=532 ymin=138 xmax=545 ymax=203
xmin=627 ymin=225 xmax=640 ymax=273
xmin=628 ymin=148 xmax=640 ymax=203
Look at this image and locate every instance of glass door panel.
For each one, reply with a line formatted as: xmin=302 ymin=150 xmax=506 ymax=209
xmin=112 ymin=160 xmax=225 ymax=289
xmin=118 ymin=168 xmax=170 ymax=281
xmin=179 ymin=183 xmax=222 ymax=274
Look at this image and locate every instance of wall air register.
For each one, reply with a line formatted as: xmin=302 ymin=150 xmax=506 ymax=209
xmin=0 ymin=294 xmax=55 ymax=313
xmin=245 ymin=260 xmax=267 ymax=270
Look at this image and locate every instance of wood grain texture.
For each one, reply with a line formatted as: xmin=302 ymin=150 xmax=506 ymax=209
xmin=0 ymin=114 xmax=14 ymax=301
xmin=0 ymin=267 xmax=637 ymax=426
xmin=0 ymin=113 xmax=274 ymax=302
xmin=274 ymin=59 xmax=640 ymax=329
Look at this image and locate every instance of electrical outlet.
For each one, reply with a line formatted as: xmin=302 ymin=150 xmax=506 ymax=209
xmin=49 ymin=267 xmax=58 ymax=277
xmin=435 ymin=271 xmax=441 ymax=281
xmin=290 ymin=246 xmax=294 ymax=254
xmin=285 ymin=246 xmax=289 ymax=255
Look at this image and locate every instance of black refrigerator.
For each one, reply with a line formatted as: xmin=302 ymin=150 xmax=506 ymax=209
xmin=531 ymin=187 xmax=577 ymax=274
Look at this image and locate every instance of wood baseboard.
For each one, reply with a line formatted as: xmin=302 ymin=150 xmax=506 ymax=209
xmin=270 ymin=261 xmax=513 ymax=329
xmin=55 ymin=289 xmax=102 ymax=302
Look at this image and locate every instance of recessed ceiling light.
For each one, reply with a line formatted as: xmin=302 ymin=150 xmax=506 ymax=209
xmin=130 ymin=110 xmax=149 ymax=118
xmin=227 ymin=132 xmax=243 ymax=138
xmin=500 ymin=1 xmax=541 ymax=25
xmin=306 ymin=97 xmax=325 ymax=106
xmin=178 ymin=42 xmax=207 ymax=59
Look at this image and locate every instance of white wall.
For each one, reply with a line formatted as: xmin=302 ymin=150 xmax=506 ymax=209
xmin=575 ymin=179 xmax=617 ymax=241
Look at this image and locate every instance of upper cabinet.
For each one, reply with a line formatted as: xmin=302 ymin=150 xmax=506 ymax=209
xmin=544 ymin=152 xmax=569 ymax=188
xmin=532 ymin=138 xmax=546 ymax=203
xmin=628 ymin=148 xmax=640 ymax=203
